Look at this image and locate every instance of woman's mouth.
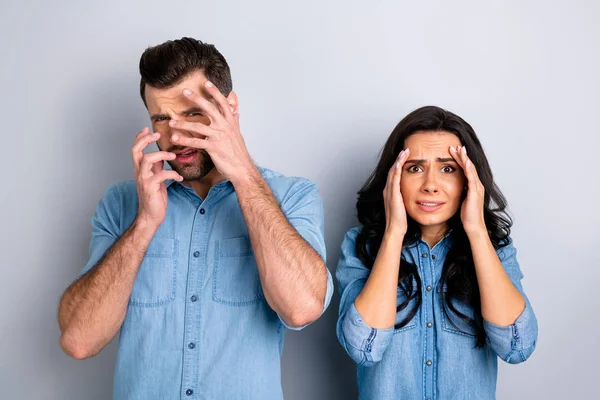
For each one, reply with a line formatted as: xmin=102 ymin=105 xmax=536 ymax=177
xmin=416 ymin=201 xmax=445 ymax=212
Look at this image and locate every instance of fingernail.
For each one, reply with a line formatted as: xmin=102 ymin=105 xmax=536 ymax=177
xmin=183 ymin=89 xmax=192 ymax=96
xmin=450 ymin=146 xmax=456 ymax=152
xmin=205 ymin=81 xmax=213 ymax=87
xmin=152 ymin=132 xmax=159 ymax=137
xmin=396 ymin=161 xmax=400 ymax=169
xmin=169 ymin=120 xmax=177 ymax=126
xmin=462 ymin=146 xmax=467 ymax=154
xmin=172 ymin=135 xmax=179 ymax=141
xmin=398 ymin=150 xmax=405 ymax=158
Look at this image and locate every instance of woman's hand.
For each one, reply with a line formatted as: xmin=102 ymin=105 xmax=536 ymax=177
xmin=383 ymin=148 xmax=410 ymax=236
xmin=450 ymin=145 xmax=487 ymax=236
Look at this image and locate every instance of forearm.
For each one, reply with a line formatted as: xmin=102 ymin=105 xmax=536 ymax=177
xmin=469 ymin=230 xmax=525 ymax=326
xmin=234 ymin=169 xmax=327 ymax=326
xmin=58 ymin=217 xmax=156 ymax=359
xmin=354 ymin=230 xmax=404 ymax=329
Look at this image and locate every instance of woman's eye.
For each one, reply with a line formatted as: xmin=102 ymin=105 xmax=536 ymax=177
xmin=442 ymin=165 xmax=456 ymax=173
xmin=407 ymin=165 xmax=421 ymax=173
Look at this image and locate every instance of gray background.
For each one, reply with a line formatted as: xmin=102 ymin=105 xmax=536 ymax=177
xmin=1 ymin=0 xmax=598 ymax=399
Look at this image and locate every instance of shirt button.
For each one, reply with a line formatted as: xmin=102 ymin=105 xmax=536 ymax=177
xmin=199 ymin=208 xmax=205 ymax=214
xmin=427 ymin=322 xmax=433 ymax=328
xmin=193 ymin=251 xmax=200 ymax=258
xmin=426 ymin=360 xmax=432 ymax=366
xmin=188 ymin=342 xmax=195 ymax=349
xmin=426 ymin=285 xmax=432 ymax=291
xmin=190 ymin=295 xmax=197 ymax=302
xmin=186 ymin=389 xmax=193 ymax=396
xmin=431 ymin=255 xmax=436 ymax=260
xmin=421 ymin=253 xmax=427 ymax=258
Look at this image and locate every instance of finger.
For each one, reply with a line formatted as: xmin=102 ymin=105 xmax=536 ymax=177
xmin=182 ymin=88 xmax=225 ymax=125
xmin=132 ymin=132 xmax=160 ymax=170
xmin=460 ymin=147 xmax=482 ymax=183
xmin=451 ymin=146 xmax=481 ymax=193
xmin=135 ymin=127 xmax=150 ymax=140
xmin=393 ymin=148 xmax=410 ymax=192
xmin=458 ymin=146 xmax=483 ymax=188
xmin=386 ymin=148 xmax=409 ymax=194
xmin=147 ymin=170 xmax=184 ymax=189
xmin=171 ymin=135 xmax=212 ymax=151
xmin=168 ymin=119 xmax=219 ymax=138
xmin=140 ymin=151 xmax=177 ymax=178
xmin=151 ymin=159 xmax=163 ymax=175
xmin=449 ymin=145 xmax=467 ymax=170
xmin=203 ymin=80 xmax=235 ymax=122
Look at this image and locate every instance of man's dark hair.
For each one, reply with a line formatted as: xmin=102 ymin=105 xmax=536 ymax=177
xmin=139 ymin=37 xmax=232 ymax=106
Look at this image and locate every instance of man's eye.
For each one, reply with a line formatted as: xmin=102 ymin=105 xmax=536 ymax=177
xmin=155 ymin=116 xmax=168 ymax=122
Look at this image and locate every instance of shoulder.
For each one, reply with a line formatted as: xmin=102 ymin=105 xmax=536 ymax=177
xmin=258 ymin=166 xmax=319 ymax=201
xmin=97 ymin=180 xmax=139 ymax=216
xmin=496 ymin=236 xmax=517 ymax=262
xmin=340 ymin=226 xmax=363 ymax=253
xmin=344 ymin=226 xmax=362 ymax=242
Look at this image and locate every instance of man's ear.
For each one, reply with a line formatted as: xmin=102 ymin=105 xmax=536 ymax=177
xmin=226 ymin=91 xmax=239 ymax=114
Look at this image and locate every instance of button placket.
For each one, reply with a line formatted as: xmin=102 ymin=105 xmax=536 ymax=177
xmin=419 ymin=243 xmax=435 ymax=400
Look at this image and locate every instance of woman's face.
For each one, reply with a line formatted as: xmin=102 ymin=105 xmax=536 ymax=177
xmin=400 ymin=131 xmax=466 ymax=232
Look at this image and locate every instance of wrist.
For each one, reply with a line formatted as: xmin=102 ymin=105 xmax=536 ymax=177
xmin=465 ymin=226 xmax=488 ymax=241
xmin=383 ymin=227 xmax=406 ymax=243
xmin=229 ymin=163 xmax=262 ymax=190
xmin=132 ymin=215 xmax=160 ymax=240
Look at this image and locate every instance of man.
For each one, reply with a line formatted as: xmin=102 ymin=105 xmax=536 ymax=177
xmin=58 ymin=37 xmax=333 ymax=399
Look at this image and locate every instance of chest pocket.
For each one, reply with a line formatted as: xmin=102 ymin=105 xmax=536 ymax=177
xmin=213 ymin=236 xmax=264 ymax=306
xmin=394 ymin=279 xmax=419 ymax=334
xmin=129 ymin=238 xmax=178 ymax=307
xmin=439 ymin=284 xmax=477 ymax=339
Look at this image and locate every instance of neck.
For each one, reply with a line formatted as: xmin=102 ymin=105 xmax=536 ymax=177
xmin=182 ymin=169 xmax=225 ymax=199
xmin=420 ymin=223 xmax=449 ymax=248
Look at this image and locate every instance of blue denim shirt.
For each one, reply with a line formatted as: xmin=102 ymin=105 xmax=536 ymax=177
xmin=336 ymin=227 xmax=538 ymax=400
xmin=80 ymin=168 xmax=334 ymax=400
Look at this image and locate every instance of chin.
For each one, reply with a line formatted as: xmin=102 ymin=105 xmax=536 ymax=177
xmin=409 ymin=211 xmax=451 ymax=228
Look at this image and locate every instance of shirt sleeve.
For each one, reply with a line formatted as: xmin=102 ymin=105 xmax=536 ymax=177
xmin=483 ymin=238 xmax=538 ymax=364
xmin=277 ymin=180 xmax=333 ymax=330
xmin=335 ymin=227 xmax=394 ymax=366
xmin=78 ymin=184 xmax=122 ymax=278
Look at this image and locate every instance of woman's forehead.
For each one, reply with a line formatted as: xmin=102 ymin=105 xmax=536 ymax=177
xmin=405 ymin=131 xmax=461 ymax=154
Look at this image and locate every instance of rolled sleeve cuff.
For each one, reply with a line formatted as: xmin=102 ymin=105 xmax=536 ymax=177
xmin=484 ymin=299 xmax=538 ymax=364
xmin=341 ymin=303 xmax=394 ymax=366
xmin=280 ymin=268 xmax=335 ymax=331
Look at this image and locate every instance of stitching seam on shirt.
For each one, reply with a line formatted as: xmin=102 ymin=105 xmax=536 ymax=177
xmin=365 ymin=328 xmax=377 ymax=353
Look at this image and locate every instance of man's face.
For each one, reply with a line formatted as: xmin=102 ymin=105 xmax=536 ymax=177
xmin=144 ymin=70 xmax=216 ymax=181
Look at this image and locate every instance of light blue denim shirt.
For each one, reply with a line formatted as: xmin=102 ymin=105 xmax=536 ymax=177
xmin=336 ymin=227 xmax=537 ymax=400
xmin=80 ymin=167 xmax=334 ymax=400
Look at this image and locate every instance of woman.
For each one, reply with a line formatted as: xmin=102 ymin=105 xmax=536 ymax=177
xmin=336 ymin=106 xmax=538 ymax=399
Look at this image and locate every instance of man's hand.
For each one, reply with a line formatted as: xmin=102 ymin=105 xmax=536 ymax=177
xmin=132 ymin=127 xmax=183 ymax=228
xmin=167 ymin=81 xmax=257 ymax=185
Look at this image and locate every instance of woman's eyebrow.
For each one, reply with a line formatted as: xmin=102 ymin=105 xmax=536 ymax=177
xmin=406 ymin=157 xmax=457 ymax=164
